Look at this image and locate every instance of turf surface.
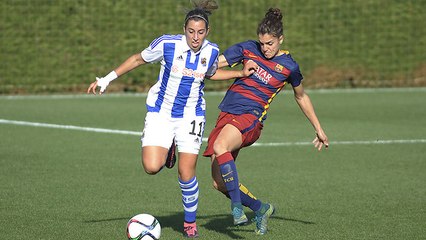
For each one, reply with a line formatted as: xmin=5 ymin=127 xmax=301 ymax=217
xmin=1 ymin=88 xmax=425 ymax=239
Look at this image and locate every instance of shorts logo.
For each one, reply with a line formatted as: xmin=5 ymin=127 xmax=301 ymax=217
xmin=232 ymin=119 xmax=241 ymax=125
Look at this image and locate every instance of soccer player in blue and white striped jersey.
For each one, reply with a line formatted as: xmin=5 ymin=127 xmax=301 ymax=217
xmin=87 ymin=0 xmax=257 ymax=238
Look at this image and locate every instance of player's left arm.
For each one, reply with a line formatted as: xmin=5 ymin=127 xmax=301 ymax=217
xmin=293 ymin=83 xmax=329 ymax=151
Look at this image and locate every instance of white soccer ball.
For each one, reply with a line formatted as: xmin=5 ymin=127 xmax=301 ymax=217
xmin=126 ymin=213 xmax=161 ymax=240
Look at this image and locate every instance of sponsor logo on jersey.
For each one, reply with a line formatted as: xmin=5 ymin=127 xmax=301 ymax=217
xmin=253 ymin=67 xmax=273 ymax=84
xmin=172 ymin=65 xmax=206 ymax=79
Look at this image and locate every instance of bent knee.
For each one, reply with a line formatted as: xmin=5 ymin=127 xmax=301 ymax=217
xmin=213 ymin=139 xmax=228 ymax=155
xmin=144 ymin=167 xmax=161 ymax=175
xmin=142 ymin=159 xmax=163 ymax=175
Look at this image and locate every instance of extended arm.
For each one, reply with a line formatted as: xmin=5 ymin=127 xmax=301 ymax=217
xmin=208 ymin=55 xmax=258 ymax=81
xmin=87 ymin=53 xmax=146 ymax=94
xmin=293 ymin=84 xmax=329 ymax=150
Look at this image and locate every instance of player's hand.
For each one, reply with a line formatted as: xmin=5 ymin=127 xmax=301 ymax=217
xmin=312 ymin=129 xmax=329 ymax=151
xmin=87 ymin=77 xmax=109 ymax=95
xmin=242 ymin=60 xmax=258 ymax=77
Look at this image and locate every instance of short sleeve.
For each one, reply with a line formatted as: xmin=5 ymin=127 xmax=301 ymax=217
xmin=205 ymin=60 xmax=218 ymax=78
xmin=141 ymin=35 xmax=166 ymax=63
xmin=222 ymin=42 xmax=245 ymax=67
xmin=288 ymin=64 xmax=303 ymax=87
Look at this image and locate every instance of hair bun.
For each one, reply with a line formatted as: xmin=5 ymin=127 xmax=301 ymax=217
xmin=266 ymin=8 xmax=283 ymax=20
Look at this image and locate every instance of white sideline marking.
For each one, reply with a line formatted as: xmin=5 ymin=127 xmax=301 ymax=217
xmin=1 ymin=119 xmax=426 ymax=147
xmin=0 ymin=119 xmax=141 ymax=136
xmin=251 ymin=139 xmax=426 ymax=147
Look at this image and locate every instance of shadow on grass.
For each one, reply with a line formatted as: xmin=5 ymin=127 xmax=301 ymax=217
xmin=84 ymin=212 xmax=315 ymax=239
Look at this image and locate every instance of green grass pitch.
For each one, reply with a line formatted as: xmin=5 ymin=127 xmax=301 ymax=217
xmin=0 ymin=88 xmax=425 ymax=239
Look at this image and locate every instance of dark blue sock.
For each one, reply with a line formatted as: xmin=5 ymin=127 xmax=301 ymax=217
xmin=219 ymin=161 xmax=241 ymax=205
xmin=240 ymin=190 xmax=262 ymax=212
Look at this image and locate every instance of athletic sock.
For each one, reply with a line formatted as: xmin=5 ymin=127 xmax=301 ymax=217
xmin=216 ymin=152 xmax=241 ymax=206
xmin=239 ymin=183 xmax=262 ymax=212
xmin=179 ymin=176 xmax=199 ymax=223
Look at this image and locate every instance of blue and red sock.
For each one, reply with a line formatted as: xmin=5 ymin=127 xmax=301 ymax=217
xmin=217 ymin=152 xmax=241 ymax=206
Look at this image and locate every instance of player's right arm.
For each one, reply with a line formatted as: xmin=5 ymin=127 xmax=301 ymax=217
xmin=87 ymin=53 xmax=147 ymax=95
xmin=217 ymin=55 xmax=229 ymax=68
xmin=208 ymin=55 xmax=258 ymax=80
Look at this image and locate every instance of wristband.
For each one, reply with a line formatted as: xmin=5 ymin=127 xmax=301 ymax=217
xmin=104 ymin=70 xmax=118 ymax=83
xmin=97 ymin=70 xmax=118 ymax=93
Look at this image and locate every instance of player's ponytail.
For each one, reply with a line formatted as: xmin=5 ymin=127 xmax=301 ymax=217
xmin=185 ymin=0 xmax=219 ymax=28
xmin=257 ymin=8 xmax=284 ymax=37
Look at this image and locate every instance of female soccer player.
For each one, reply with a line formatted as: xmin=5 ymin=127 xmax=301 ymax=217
xmin=87 ymin=1 xmax=256 ymax=238
xmin=203 ymin=8 xmax=329 ymax=235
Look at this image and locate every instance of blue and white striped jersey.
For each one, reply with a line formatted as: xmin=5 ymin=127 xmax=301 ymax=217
xmin=141 ymin=34 xmax=219 ymax=118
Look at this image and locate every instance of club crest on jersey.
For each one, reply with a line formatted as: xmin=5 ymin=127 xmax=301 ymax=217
xmin=275 ymin=64 xmax=284 ymax=73
xmin=201 ymin=57 xmax=207 ymax=66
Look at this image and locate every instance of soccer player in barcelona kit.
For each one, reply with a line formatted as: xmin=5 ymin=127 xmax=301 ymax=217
xmin=203 ymin=8 xmax=329 ymax=235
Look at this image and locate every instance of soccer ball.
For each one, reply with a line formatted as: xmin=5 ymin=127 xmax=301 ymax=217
xmin=126 ymin=213 xmax=161 ymax=240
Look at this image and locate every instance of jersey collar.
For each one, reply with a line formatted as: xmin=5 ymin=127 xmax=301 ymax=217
xmin=180 ymin=35 xmax=209 ymax=55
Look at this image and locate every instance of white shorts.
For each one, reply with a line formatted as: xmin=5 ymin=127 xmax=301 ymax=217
xmin=141 ymin=112 xmax=206 ymax=154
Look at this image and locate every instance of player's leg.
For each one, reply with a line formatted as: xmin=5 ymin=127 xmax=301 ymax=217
xmin=212 ymin=161 xmax=263 ymax=213
xmin=140 ymin=112 xmax=174 ymax=174
xmin=141 ymin=146 xmax=169 ymax=174
xmin=213 ymin=123 xmax=247 ymax=225
xmin=232 ymin=117 xmax=275 ymax=235
xmin=178 ymin=152 xmax=199 ymax=238
xmin=176 ymin=115 xmax=204 ymax=238
xmin=212 ymin=156 xmax=265 ymax=226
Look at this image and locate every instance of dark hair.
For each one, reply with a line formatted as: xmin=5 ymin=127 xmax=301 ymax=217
xmin=257 ymin=8 xmax=284 ymax=37
xmin=184 ymin=0 xmax=219 ymax=28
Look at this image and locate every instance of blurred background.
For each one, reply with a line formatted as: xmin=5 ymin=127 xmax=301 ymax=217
xmin=1 ymin=0 xmax=425 ymax=94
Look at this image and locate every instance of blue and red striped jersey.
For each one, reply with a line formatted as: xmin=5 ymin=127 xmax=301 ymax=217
xmin=219 ymin=40 xmax=303 ymax=122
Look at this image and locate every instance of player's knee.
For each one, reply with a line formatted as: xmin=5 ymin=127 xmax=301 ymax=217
xmin=212 ymin=139 xmax=228 ymax=155
xmin=144 ymin=167 xmax=160 ymax=175
xmin=141 ymin=159 xmax=163 ymax=175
